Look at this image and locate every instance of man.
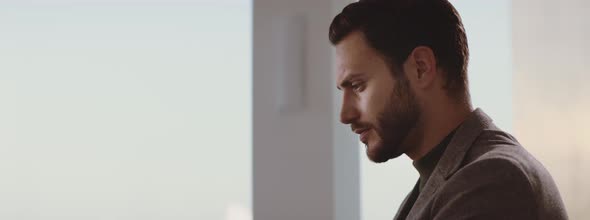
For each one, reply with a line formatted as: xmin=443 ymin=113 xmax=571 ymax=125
xmin=329 ymin=0 xmax=568 ymax=219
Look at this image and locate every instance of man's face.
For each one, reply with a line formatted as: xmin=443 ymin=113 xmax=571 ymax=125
xmin=336 ymin=31 xmax=421 ymax=163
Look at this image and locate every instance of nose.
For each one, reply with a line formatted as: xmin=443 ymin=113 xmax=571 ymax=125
xmin=339 ymin=93 xmax=360 ymax=124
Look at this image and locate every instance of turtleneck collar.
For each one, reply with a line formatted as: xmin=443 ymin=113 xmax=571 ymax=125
xmin=412 ymin=128 xmax=457 ymax=191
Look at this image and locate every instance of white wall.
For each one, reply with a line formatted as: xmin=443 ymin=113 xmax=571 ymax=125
xmin=252 ymin=0 xmax=359 ymax=219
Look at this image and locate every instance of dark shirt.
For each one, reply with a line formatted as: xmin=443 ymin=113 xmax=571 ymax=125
xmin=395 ymin=129 xmax=456 ymax=220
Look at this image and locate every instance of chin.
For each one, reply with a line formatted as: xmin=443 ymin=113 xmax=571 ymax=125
xmin=365 ymin=141 xmax=401 ymax=163
xmin=367 ymin=152 xmax=390 ymax=163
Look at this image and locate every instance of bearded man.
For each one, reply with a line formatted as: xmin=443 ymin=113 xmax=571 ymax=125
xmin=330 ymin=0 xmax=568 ymax=219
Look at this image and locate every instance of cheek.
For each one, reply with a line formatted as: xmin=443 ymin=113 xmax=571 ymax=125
xmin=362 ymin=91 xmax=390 ymax=123
xmin=357 ymin=95 xmax=378 ymax=124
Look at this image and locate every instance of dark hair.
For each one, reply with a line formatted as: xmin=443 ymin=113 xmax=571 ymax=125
xmin=329 ymin=0 xmax=469 ymax=98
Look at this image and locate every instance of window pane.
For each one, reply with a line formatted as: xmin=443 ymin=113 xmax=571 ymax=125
xmin=0 ymin=1 xmax=252 ymax=219
xmin=513 ymin=0 xmax=590 ymax=218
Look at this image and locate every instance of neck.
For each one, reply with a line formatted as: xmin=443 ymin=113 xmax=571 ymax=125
xmin=403 ymin=99 xmax=472 ymax=161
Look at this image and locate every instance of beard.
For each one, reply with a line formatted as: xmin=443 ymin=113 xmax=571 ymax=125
xmin=366 ymin=76 xmax=421 ymax=163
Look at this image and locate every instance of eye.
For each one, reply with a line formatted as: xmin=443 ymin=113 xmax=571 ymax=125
xmin=351 ymin=82 xmax=364 ymax=92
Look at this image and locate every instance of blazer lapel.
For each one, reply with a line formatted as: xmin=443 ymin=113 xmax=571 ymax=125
xmin=405 ymin=108 xmax=494 ymax=219
xmin=393 ymin=180 xmax=420 ymax=220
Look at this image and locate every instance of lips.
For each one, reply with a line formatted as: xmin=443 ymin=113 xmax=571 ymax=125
xmin=352 ymin=127 xmax=370 ymax=144
xmin=359 ymin=129 xmax=369 ymax=144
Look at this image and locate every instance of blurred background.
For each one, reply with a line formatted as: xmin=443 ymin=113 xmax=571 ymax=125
xmin=0 ymin=0 xmax=588 ymax=219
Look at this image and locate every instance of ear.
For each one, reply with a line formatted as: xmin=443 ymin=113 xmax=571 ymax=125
xmin=404 ymin=46 xmax=437 ymax=89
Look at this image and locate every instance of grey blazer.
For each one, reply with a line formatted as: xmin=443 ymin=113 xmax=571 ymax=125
xmin=393 ymin=109 xmax=568 ymax=220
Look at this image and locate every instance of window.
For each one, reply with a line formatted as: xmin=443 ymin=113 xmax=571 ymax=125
xmin=0 ymin=1 xmax=252 ymax=219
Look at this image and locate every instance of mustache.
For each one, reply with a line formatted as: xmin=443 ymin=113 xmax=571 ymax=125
xmin=351 ymin=123 xmax=372 ymax=132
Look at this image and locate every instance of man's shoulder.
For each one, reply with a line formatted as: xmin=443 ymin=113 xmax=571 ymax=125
xmin=432 ymin=152 xmax=568 ymax=219
xmin=439 ymin=128 xmax=538 ymax=199
xmin=433 ymin=128 xmax=568 ymax=219
xmin=462 ymin=128 xmax=548 ymax=182
xmin=446 ymin=146 xmax=535 ymax=192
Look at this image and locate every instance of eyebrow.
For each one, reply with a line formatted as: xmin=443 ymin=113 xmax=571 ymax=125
xmin=337 ymin=73 xmax=364 ymax=90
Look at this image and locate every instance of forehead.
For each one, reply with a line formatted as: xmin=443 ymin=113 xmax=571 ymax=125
xmin=335 ymin=31 xmax=384 ymax=82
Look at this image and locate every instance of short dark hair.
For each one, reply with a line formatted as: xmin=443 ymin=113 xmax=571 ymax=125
xmin=329 ymin=0 xmax=469 ymax=98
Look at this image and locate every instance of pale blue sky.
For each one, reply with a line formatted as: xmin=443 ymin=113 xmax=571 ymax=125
xmin=0 ymin=1 xmax=252 ymax=219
